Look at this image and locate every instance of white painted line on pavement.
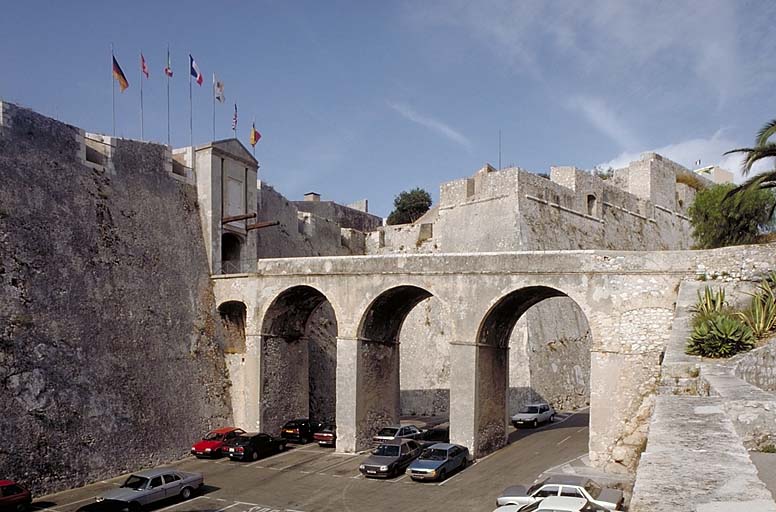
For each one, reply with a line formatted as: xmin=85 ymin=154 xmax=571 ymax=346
xmin=245 ymin=448 xmax=298 ymax=467
xmin=38 ymin=495 xmax=99 ymax=510
xmin=541 ymin=454 xmax=587 ymax=476
xmin=316 ymin=456 xmax=362 ymax=473
xmin=214 ymin=503 xmax=240 ymax=512
xmin=31 ymin=506 xmax=64 ymax=512
xmin=577 ymin=427 xmax=587 ymax=433
xmin=437 ymin=471 xmax=462 ymax=486
xmin=557 ymin=435 xmax=572 ymax=446
xmin=392 ymin=474 xmax=408 ymax=483
xmin=154 ymin=495 xmax=204 ymax=512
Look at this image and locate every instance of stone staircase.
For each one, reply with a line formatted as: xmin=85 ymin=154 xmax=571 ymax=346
xmin=657 ymin=279 xmax=703 ymax=396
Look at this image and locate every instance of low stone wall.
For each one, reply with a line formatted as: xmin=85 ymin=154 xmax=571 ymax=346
xmin=735 ymin=336 xmax=776 ymax=393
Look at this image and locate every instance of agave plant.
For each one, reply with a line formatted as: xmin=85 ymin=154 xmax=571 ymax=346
xmin=739 ymin=278 xmax=776 ymax=338
xmin=691 ymin=286 xmax=726 ymax=319
xmin=687 ymin=312 xmax=755 ymax=358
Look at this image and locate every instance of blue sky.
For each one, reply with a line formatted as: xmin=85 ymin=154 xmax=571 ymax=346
xmin=2 ymin=1 xmax=775 ymax=216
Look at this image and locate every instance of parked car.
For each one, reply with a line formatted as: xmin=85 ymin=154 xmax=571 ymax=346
xmin=493 ymin=496 xmax=611 ymax=512
xmin=510 ymin=402 xmax=555 ymax=428
xmin=191 ymin=426 xmax=246 ymax=458
xmin=406 ymin=443 xmax=470 ymax=481
xmin=372 ymin=424 xmax=426 ymax=444
xmin=97 ymin=469 xmax=203 ymax=509
xmin=0 ymin=481 xmax=31 ymax=512
xmin=496 ymin=476 xmax=624 ymax=511
xmin=313 ymin=424 xmax=336 ymax=447
xmin=359 ymin=439 xmax=422 ymax=478
xmin=225 ymin=432 xmax=286 ymax=461
xmin=280 ymin=419 xmax=324 ymax=444
xmin=76 ymin=500 xmax=133 ymax=512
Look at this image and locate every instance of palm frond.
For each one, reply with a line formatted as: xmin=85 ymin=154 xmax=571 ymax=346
xmin=724 ymin=144 xmax=776 ymax=176
xmin=756 ymin=119 xmax=776 ymax=146
xmin=723 ymin=170 xmax=776 ymax=201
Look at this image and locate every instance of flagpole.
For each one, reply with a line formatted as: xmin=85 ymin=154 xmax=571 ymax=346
xmin=252 ymin=116 xmax=256 ymax=157
xmin=189 ymin=56 xmax=193 ymax=150
xmin=111 ymin=43 xmax=115 ymax=136
xmin=212 ymin=73 xmax=216 ymax=141
xmin=140 ymin=51 xmax=144 ymax=141
xmin=166 ymin=46 xmax=171 ymax=147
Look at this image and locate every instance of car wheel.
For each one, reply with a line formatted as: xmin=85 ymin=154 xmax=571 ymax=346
xmin=251 ymin=450 xmax=259 ymax=461
xmin=180 ymin=487 xmax=193 ymax=500
xmin=532 ymin=419 xmax=538 ymax=428
xmin=549 ymin=414 xmax=555 ymax=423
xmin=439 ymin=469 xmax=447 ymax=481
xmin=278 ymin=443 xmax=285 ymax=452
xmin=129 ymin=502 xmax=141 ymax=512
xmin=16 ymin=504 xmax=29 ymax=512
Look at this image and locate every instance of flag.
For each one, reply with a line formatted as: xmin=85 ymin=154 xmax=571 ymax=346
xmin=189 ymin=54 xmax=203 ymax=85
xmin=112 ymin=56 xmax=129 ymax=92
xmin=694 ymin=159 xmax=701 ymax=166
xmin=141 ymin=53 xmax=149 ymax=78
xmin=232 ymin=103 xmax=238 ymax=131
xmin=250 ymin=122 xmax=261 ymax=146
xmin=164 ymin=49 xmax=173 ymax=77
xmin=214 ymin=74 xmax=225 ymax=103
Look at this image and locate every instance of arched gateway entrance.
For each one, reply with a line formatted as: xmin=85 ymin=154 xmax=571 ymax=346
xmin=260 ymin=286 xmax=337 ymax=435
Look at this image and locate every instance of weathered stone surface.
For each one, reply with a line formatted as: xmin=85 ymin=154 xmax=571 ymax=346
xmin=0 ymin=103 xmax=232 ymax=494
xmin=630 ymin=396 xmax=776 ymax=512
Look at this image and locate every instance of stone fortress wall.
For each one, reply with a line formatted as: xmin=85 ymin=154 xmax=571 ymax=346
xmin=0 ymin=102 xmax=233 ymax=494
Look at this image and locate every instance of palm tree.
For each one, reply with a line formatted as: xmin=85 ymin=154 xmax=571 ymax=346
xmin=724 ymin=119 xmax=776 ymax=196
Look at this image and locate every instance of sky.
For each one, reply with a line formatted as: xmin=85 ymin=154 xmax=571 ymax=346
xmin=2 ymin=1 xmax=775 ymax=217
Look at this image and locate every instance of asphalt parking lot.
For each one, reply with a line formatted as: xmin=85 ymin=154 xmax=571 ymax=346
xmin=32 ymin=411 xmax=590 ymax=512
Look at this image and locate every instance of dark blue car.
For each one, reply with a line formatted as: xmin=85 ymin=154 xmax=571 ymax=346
xmin=406 ymin=443 xmax=470 ymax=481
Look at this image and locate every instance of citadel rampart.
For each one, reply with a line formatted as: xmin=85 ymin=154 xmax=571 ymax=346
xmin=0 ymin=103 xmax=232 ymax=494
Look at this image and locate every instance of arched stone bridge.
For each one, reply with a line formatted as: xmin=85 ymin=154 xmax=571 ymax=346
xmin=210 ymin=247 xmax=766 ymax=468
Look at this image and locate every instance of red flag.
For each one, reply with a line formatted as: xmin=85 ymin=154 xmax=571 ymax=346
xmin=141 ymin=53 xmax=149 ymax=78
xmin=250 ymin=122 xmax=261 ymax=146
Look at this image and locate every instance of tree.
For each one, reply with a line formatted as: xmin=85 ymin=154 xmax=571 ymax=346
xmin=724 ymin=118 xmax=776 ymax=209
xmin=688 ymin=183 xmax=775 ymax=249
xmin=386 ymin=188 xmax=432 ymax=225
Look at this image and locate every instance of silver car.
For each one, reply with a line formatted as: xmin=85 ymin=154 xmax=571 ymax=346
xmin=372 ymin=424 xmax=426 ymax=444
xmin=496 ymin=475 xmax=623 ymax=511
xmin=97 ymin=468 xmax=203 ymax=508
xmin=511 ymin=402 xmax=555 ymax=428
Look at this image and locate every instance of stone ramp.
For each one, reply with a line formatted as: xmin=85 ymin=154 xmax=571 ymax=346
xmin=630 ymin=395 xmax=776 ymax=511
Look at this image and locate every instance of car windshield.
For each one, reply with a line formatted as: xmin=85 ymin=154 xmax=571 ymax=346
xmin=203 ymin=431 xmax=224 ymax=441
xmin=372 ymin=445 xmax=400 ymax=457
xmin=121 ymin=475 xmax=148 ymax=490
xmin=519 ymin=406 xmax=540 ymax=414
xmin=419 ymin=448 xmax=448 ymax=461
xmin=376 ymin=428 xmax=398 ymax=437
xmin=584 ymin=481 xmax=603 ymax=499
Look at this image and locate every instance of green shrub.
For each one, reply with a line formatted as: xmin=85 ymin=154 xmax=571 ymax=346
xmin=688 ymin=183 xmax=775 ymax=249
xmin=686 ymin=312 xmax=755 ymax=358
xmin=760 ymin=444 xmax=776 ymax=453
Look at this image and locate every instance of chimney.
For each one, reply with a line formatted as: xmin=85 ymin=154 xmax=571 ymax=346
xmin=304 ymin=192 xmax=321 ymax=202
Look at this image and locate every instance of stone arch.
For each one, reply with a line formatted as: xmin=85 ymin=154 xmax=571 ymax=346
xmin=221 ymin=232 xmax=243 ymax=274
xmin=260 ymin=285 xmax=338 ymax=434
xmin=473 ymin=285 xmax=592 ymax=455
xmin=353 ymin=285 xmax=433 ymax=447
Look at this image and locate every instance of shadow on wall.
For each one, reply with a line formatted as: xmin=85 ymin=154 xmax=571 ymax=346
xmin=400 ymin=389 xmax=449 ymax=416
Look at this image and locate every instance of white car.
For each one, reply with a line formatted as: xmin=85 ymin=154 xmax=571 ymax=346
xmin=511 ymin=402 xmax=555 ymax=428
xmin=496 ymin=476 xmax=624 ymax=511
xmin=493 ymin=496 xmax=612 ymax=512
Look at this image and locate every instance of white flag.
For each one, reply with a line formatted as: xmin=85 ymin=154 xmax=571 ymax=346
xmin=214 ymin=74 xmax=225 ymax=103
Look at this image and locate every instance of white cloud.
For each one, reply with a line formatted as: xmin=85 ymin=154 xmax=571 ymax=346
xmin=566 ymin=95 xmax=639 ymax=150
xmin=597 ymin=130 xmax=773 ymax=183
xmin=388 ymin=101 xmax=472 ymax=150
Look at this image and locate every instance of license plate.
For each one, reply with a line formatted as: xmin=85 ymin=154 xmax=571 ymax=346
xmin=229 ymin=448 xmax=235 ymax=452
xmin=367 ymin=470 xmax=376 ymax=474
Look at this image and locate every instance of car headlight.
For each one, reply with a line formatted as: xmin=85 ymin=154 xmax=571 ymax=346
xmin=205 ymin=448 xmax=211 ymax=452
xmin=428 ymin=470 xmax=436 ymax=476
xmin=191 ymin=447 xmax=196 ymax=451
xmin=359 ymin=464 xmax=365 ymax=470
xmin=379 ymin=465 xmax=388 ymax=471
xmin=95 ymin=497 xmax=104 ymax=503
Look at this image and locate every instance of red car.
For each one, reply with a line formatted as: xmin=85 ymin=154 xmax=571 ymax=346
xmin=191 ymin=427 xmax=245 ymax=458
xmin=313 ymin=424 xmax=336 ymax=447
xmin=0 ymin=480 xmax=31 ymax=512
